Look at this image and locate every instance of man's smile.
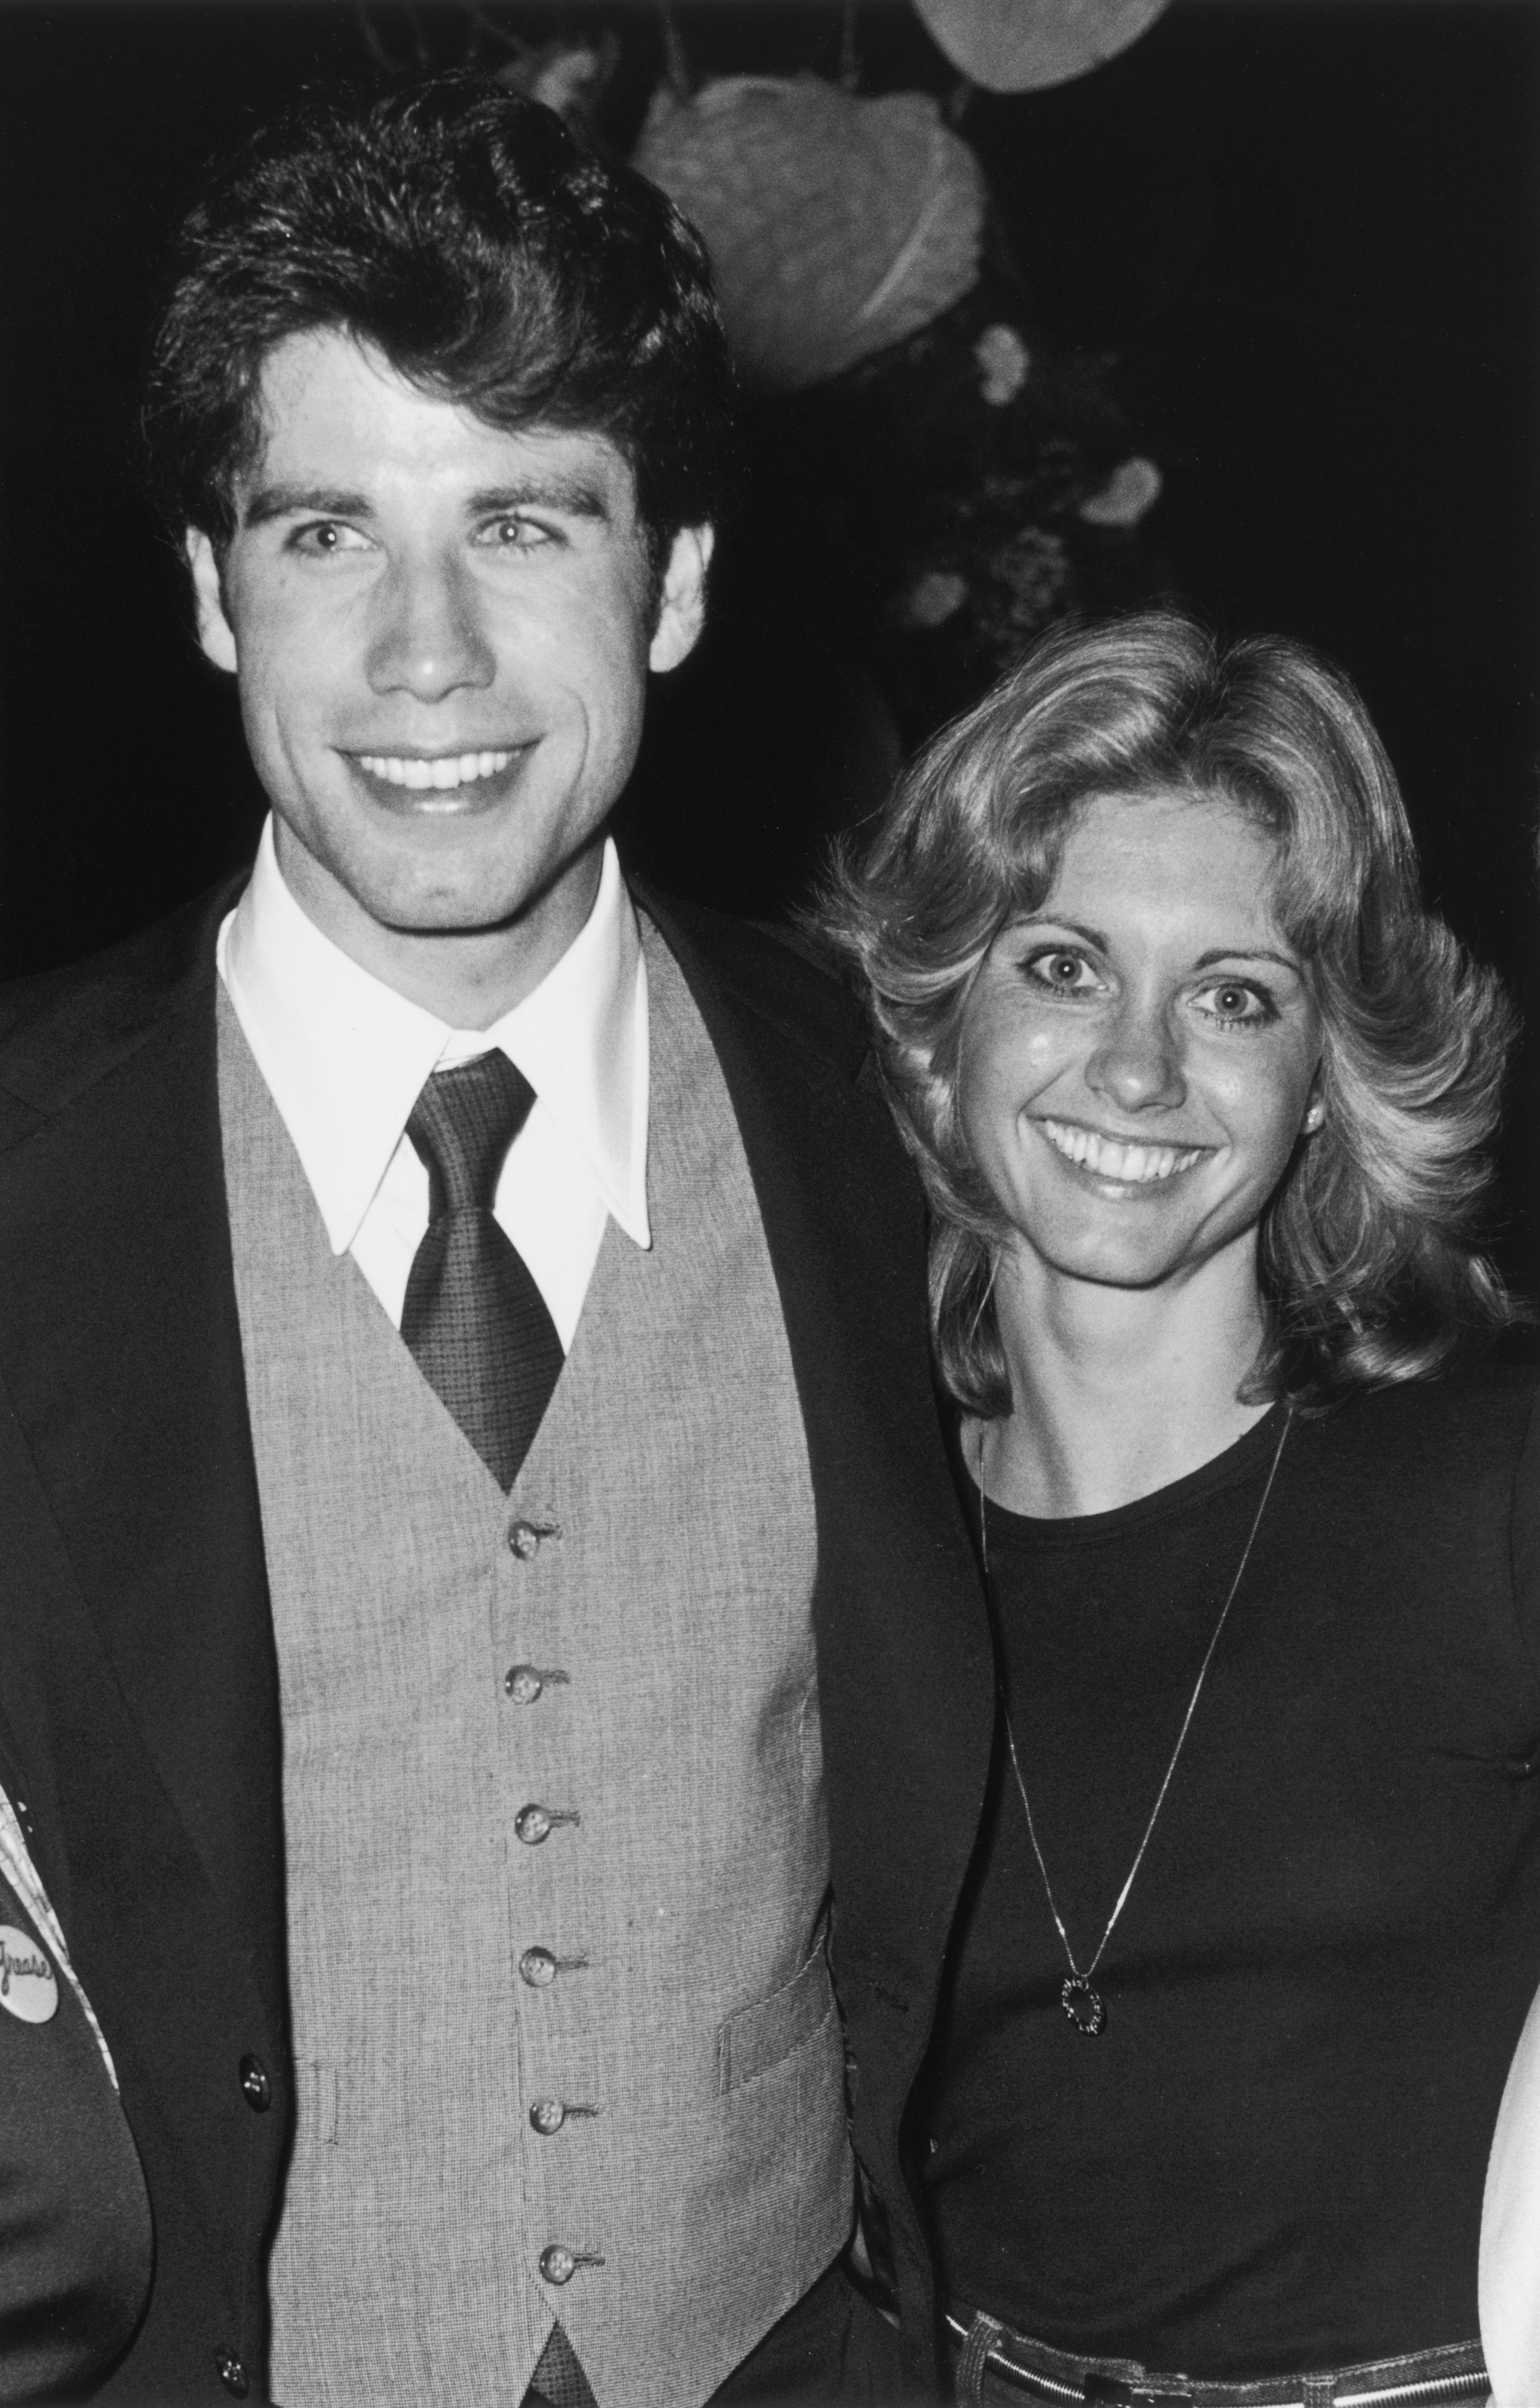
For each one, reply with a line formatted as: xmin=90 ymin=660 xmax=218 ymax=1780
xmin=338 ymin=744 xmax=539 ymax=815
xmin=1036 ymin=1115 xmax=1215 ymax=1189
xmin=354 ymin=748 xmax=518 ymax=792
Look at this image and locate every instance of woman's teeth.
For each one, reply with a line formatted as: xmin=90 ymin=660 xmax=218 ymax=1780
xmin=357 ymin=749 xmax=513 ymax=791
xmin=1041 ymin=1118 xmax=1208 ymax=1184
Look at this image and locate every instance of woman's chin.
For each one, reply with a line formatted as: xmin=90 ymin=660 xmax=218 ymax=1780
xmin=1005 ymin=1205 xmax=1257 ymax=1301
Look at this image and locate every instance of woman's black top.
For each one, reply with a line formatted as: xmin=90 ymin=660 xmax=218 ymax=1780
xmin=923 ymin=1367 xmax=1540 ymax=2377
xmin=0 ymin=1857 xmax=152 ymax=2398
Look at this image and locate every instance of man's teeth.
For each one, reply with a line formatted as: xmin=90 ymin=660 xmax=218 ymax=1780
xmin=1041 ymin=1119 xmax=1208 ymax=1184
xmin=357 ymin=749 xmax=513 ymax=791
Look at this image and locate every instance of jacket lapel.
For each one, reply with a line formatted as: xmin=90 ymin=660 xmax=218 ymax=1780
xmin=0 ymin=890 xmax=285 ymax=2035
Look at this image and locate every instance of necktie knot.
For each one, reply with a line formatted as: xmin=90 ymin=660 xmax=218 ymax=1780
xmin=407 ymin=1052 xmax=536 ymax=1218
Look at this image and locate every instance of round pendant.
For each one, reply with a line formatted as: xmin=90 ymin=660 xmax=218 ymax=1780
xmin=1061 ymin=1974 xmax=1105 ymax=2036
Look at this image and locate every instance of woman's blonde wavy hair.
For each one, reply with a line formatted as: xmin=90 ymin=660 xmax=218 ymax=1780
xmin=817 ymin=611 xmax=1520 ymax=1415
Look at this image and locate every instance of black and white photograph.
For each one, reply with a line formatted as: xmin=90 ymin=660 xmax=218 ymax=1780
xmin=0 ymin=2 xmax=1537 ymax=2401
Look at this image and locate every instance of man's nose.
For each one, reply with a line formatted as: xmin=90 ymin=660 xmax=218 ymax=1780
xmin=364 ymin=553 xmax=496 ymax=700
xmin=1085 ymin=994 xmax=1187 ymax=1114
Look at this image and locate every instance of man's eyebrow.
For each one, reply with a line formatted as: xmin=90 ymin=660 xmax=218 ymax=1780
xmin=465 ymin=477 xmax=611 ymax=521
xmin=241 ymin=484 xmax=375 ymax=529
xmin=239 ymin=475 xmax=614 ymax=529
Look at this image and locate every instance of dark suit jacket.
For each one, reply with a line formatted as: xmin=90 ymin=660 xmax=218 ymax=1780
xmin=0 ymin=879 xmax=995 ymax=2402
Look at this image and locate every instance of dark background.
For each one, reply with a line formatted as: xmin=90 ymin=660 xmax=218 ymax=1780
xmin=2 ymin=0 xmax=1537 ymax=1253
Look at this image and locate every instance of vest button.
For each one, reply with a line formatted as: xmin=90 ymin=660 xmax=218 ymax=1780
xmin=239 ymin=2054 xmax=272 ymax=2113
xmin=215 ymin=2346 xmax=250 ymax=2397
xmin=539 ymin=2245 xmax=577 ymax=2286
xmin=505 ymin=1665 xmax=543 ymax=1704
xmin=529 ymin=2097 xmax=567 ymax=2135
xmin=520 ymin=1947 xmax=558 ymax=1987
xmin=515 ymin=1804 xmax=554 ymax=1845
xmin=507 ymin=1520 xmax=543 ymax=1560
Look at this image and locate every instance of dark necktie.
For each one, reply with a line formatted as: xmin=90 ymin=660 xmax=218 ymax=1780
xmin=524 ymin=2321 xmax=599 ymax=2408
xmin=401 ymin=1052 xmax=565 ymax=1490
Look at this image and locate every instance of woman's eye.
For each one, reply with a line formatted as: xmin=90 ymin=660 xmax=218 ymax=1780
xmin=1194 ymin=980 xmax=1273 ymax=1026
xmin=1024 ymin=950 xmax=1100 ymax=994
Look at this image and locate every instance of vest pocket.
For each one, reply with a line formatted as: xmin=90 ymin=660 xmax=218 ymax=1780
xmin=715 ymin=1943 xmax=836 ymax=2096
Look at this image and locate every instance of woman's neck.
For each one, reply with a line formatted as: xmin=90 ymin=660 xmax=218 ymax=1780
xmin=970 ymin=1242 xmax=1273 ymax=1518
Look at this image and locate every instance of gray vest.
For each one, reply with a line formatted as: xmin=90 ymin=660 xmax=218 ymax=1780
xmin=218 ymin=923 xmax=851 ymax=2408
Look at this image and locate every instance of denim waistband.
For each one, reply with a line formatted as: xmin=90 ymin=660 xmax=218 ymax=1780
xmin=944 ymin=2312 xmax=1489 ymax=2408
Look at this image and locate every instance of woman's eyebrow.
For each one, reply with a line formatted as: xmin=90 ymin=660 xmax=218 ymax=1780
xmin=1191 ymin=946 xmax=1304 ymax=974
xmin=1012 ymin=915 xmax=1109 ymax=951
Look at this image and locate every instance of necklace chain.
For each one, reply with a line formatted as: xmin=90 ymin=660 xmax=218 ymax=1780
xmin=978 ymin=1411 xmax=1291 ymax=2013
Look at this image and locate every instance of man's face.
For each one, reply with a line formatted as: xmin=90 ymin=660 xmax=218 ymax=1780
xmin=188 ymin=328 xmax=709 ymax=962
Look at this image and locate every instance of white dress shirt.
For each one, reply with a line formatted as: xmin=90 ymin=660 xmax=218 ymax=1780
xmin=216 ymin=819 xmax=650 ymax=1350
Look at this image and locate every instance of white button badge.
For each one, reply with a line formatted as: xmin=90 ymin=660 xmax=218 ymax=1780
xmin=0 ymin=1926 xmax=58 ymax=2023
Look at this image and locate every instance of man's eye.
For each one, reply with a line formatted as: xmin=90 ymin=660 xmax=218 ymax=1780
xmin=476 ymin=517 xmax=557 ymax=552
xmin=289 ymin=521 xmax=370 ymax=555
xmin=1194 ymin=980 xmax=1273 ymax=1026
xmin=1024 ymin=950 xmax=1099 ymax=994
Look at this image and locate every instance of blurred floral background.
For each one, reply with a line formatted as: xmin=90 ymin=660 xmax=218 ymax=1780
xmin=344 ymin=0 xmax=1181 ymax=909
xmin=1 ymin=1 xmax=1534 ymax=1018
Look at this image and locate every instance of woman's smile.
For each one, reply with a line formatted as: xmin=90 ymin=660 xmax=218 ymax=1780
xmin=1035 ymin=1115 xmax=1215 ymax=1191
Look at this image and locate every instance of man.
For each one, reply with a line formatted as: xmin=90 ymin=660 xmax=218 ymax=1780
xmin=0 ymin=77 xmax=993 ymax=2408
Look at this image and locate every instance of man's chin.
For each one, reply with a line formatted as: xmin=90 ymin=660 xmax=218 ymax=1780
xmin=346 ymin=856 xmax=562 ymax=939
xmin=271 ymin=807 xmax=607 ymax=969
xmin=283 ymin=845 xmax=524 ymax=936
xmin=346 ymin=850 xmax=612 ymax=962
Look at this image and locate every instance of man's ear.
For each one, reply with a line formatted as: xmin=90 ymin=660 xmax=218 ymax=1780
xmin=648 ymin=525 xmax=714 ymax=674
xmin=186 ymin=529 xmax=239 ymax=673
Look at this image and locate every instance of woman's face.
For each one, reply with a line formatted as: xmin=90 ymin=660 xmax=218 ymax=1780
xmin=957 ymin=787 xmax=1324 ymax=1299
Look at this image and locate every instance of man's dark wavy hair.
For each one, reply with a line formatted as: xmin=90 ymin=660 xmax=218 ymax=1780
xmin=141 ymin=75 xmax=737 ymax=585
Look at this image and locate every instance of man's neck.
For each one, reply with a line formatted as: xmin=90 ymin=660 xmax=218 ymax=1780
xmin=271 ymin=826 xmax=605 ymax=1029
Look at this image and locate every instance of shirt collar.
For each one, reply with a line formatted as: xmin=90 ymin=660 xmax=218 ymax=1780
xmin=217 ymin=818 xmax=650 ymax=1257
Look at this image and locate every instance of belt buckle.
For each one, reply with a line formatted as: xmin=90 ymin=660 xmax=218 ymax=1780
xmin=1084 ymin=2378 xmax=1194 ymax=2408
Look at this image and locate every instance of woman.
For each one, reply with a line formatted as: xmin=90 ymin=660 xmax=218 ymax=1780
xmin=0 ymin=1701 xmax=151 ymax=2397
xmin=821 ymin=612 xmax=1539 ymax=2405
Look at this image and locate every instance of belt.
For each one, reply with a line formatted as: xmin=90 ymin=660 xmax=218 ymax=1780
xmin=944 ymin=2314 xmax=1490 ymax=2408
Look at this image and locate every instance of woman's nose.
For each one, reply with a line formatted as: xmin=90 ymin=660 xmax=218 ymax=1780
xmin=1085 ymin=996 xmax=1187 ymax=1114
xmin=364 ymin=553 xmax=496 ymax=699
